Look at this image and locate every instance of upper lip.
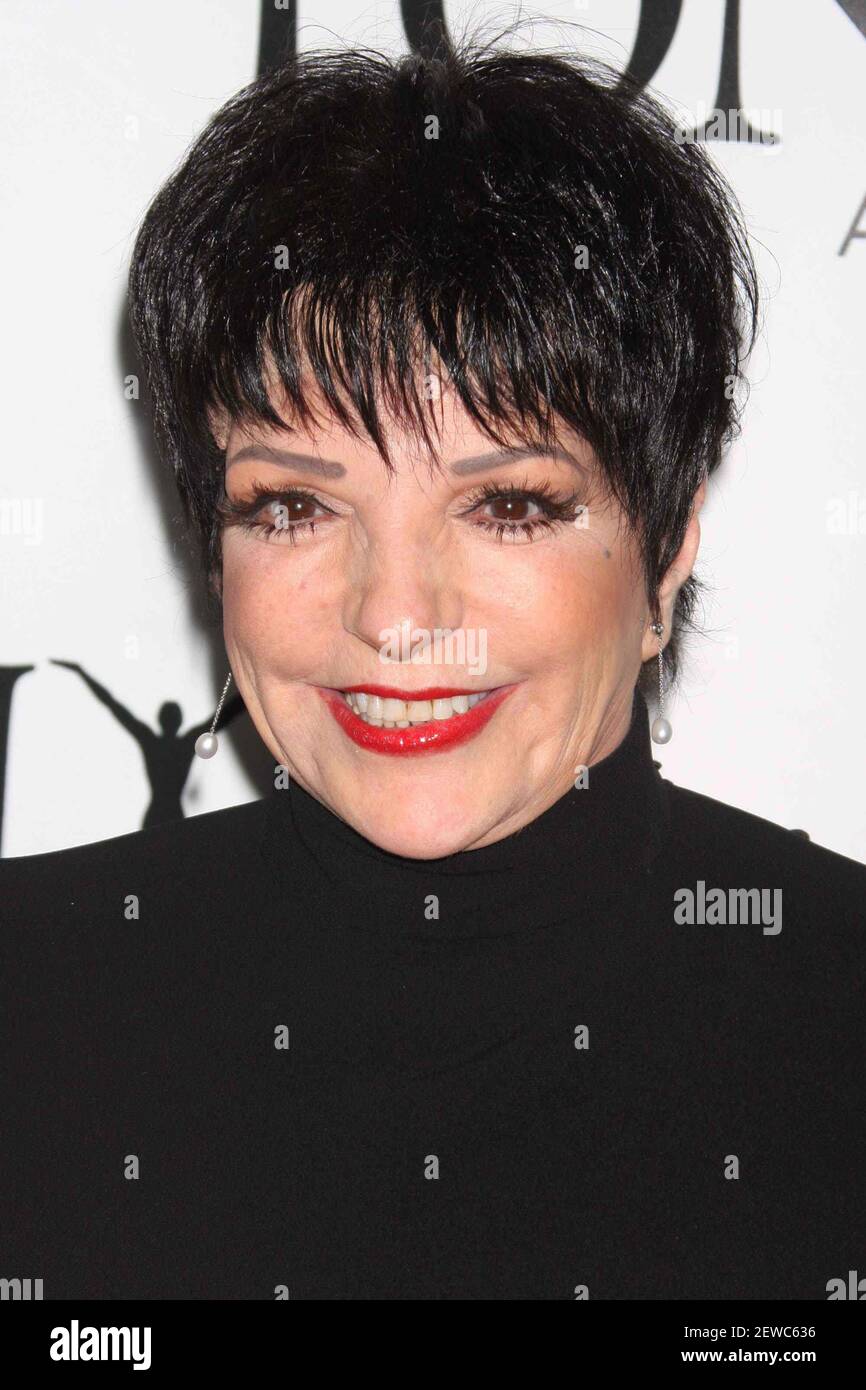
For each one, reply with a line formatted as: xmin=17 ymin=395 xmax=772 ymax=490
xmin=336 ymin=685 xmax=494 ymax=699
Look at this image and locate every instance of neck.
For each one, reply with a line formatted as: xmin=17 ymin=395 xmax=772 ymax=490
xmin=258 ymin=685 xmax=670 ymax=940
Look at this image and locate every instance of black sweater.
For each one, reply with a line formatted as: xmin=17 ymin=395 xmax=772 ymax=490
xmin=2 ymin=688 xmax=864 ymax=1300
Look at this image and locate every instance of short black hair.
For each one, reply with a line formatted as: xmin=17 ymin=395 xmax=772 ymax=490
xmin=127 ymin=33 xmax=759 ymax=701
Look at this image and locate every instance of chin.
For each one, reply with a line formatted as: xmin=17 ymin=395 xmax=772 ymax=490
xmin=344 ymin=792 xmax=485 ymax=860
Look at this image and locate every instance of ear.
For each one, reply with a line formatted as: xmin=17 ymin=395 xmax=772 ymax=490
xmin=207 ymin=402 xmax=229 ymax=453
xmin=640 ymin=476 xmax=707 ymax=662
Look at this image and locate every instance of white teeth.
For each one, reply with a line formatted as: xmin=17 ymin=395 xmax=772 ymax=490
xmin=342 ymin=690 xmax=492 ymax=726
xmin=407 ymin=700 xmax=433 ymax=721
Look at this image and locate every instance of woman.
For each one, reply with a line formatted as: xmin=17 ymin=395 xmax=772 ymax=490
xmin=2 ymin=41 xmax=864 ymax=1302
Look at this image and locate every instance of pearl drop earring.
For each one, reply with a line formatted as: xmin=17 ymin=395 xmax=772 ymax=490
xmin=195 ymin=671 xmax=233 ymax=759
xmin=650 ymin=622 xmax=672 ymax=745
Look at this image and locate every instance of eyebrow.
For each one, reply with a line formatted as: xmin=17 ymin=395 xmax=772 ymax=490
xmin=225 ymin=443 xmax=584 ymax=478
xmin=226 ymin=445 xmax=347 ymax=477
xmin=449 ymin=446 xmax=583 ymax=476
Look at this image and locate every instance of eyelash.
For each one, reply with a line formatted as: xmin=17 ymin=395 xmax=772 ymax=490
xmin=217 ymin=476 xmax=585 ymax=545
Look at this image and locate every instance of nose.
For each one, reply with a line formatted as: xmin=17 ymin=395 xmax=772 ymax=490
xmin=342 ymin=518 xmax=466 ymax=664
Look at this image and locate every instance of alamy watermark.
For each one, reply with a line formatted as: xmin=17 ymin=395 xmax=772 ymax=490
xmin=49 ymin=1320 xmax=151 ymax=1371
xmin=0 ymin=498 xmax=43 ymax=545
xmin=378 ymin=619 xmax=488 ymax=677
xmin=1 ymin=1276 xmax=43 ymax=1299
xmin=672 ymin=102 xmax=782 ymax=150
xmin=674 ymin=881 xmax=782 ymax=935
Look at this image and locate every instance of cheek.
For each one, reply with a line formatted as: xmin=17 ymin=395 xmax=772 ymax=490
xmin=221 ymin=539 xmax=275 ymax=650
xmin=221 ymin=535 xmax=336 ymax=674
xmin=486 ymin=539 xmax=632 ymax=665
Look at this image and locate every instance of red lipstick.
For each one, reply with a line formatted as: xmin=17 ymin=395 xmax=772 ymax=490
xmin=319 ymin=685 xmax=515 ymax=756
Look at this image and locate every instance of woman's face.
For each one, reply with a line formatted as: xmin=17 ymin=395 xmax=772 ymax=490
xmin=219 ymin=378 xmax=702 ymax=858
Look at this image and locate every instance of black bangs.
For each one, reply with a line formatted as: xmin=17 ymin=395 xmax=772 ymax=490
xmin=127 ymin=33 xmax=759 ymax=695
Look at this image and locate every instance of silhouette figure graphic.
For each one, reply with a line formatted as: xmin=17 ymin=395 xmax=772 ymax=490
xmin=52 ymin=660 xmax=246 ymax=829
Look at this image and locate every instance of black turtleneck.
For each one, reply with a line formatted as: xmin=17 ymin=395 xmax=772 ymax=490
xmin=267 ymin=683 xmax=670 ymax=939
xmin=2 ymin=687 xmax=865 ymax=1299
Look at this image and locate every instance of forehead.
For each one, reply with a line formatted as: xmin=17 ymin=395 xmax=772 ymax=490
xmin=222 ymin=369 xmax=597 ymax=482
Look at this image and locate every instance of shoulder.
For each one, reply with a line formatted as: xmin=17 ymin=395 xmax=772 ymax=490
xmin=662 ymin=776 xmax=866 ymax=885
xmin=0 ymin=796 xmax=270 ymax=927
xmin=657 ymin=777 xmax=866 ymax=962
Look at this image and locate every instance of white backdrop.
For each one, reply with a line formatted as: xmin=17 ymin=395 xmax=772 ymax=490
xmin=2 ymin=0 xmax=864 ymax=860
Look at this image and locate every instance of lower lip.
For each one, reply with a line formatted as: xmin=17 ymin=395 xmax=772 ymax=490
xmin=319 ymin=686 xmax=516 ymax=756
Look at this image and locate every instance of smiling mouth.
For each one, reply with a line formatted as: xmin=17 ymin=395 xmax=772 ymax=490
xmin=334 ymin=688 xmax=496 ymax=728
xmin=318 ymin=683 xmax=514 ymax=755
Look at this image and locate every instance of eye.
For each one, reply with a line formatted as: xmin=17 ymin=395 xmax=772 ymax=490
xmin=482 ymin=495 xmax=543 ymax=523
xmin=217 ymin=483 xmax=334 ymax=545
xmin=217 ymin=477 xmax=587 ymax=547
xmin=463 ymin=480 xmax=586 ymax=542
